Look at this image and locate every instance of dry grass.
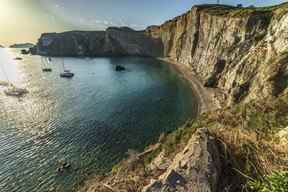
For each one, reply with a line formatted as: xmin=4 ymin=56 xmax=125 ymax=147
xmin=79 ymin=91 xmax=288 ymax=192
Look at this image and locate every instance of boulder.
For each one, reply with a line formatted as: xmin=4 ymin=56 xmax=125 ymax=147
xmin=143 ymin=128 xmax=222 ymax=192
xmin=232 ymin=82 xmax=250 ymax=103
xmin=204 ymin=59 xmax=226 ymax=88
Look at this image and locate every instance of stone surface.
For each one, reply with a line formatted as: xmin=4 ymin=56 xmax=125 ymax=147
xmin=142 ymin=180 xmax=163 ymax=192
xmin=35 ymin=4 xmax=288 ymax=105
xmin=143 ymin=128 xmax=222 ymax=192
xmin=146 ymin=4 xmax=288 ymax=105
xmin=36 ymin=27 xmax=163 ymax=57
xmin=10 ymin=43 xmax=34 ymax=48
xmin=277 ymin=127 xmax=288 ymax=145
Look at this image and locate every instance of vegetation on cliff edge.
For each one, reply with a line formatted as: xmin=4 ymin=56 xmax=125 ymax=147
xmin=79 ymin=90 xmax=287 ymax=192
xmin=198 ymin=2 xmax=288 ymax=19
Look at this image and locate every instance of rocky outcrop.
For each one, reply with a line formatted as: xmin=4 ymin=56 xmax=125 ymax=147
xmin=36 ymin=27 xmax=163 ymax=57
xmin=145 ymin=3 xmax=288 ymax=105
xmin=76 ymin=3 xmax=288 ymax=192
xmin=36 ymin=4 xmax=288 ymax=105
xmin=10 ymin=43 xmax=34 ymax=48
xmin=142 ymin=128 xmax=222 ymax=192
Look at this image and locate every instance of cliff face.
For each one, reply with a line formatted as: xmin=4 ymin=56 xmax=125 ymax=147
xmin=36 ymin=4 xmax=288 ymax=106
xmin=37 ymin=27 xmax=163 ymax=57
xmin=145 ymin=4 xmax=288 ymax=105
xmin=76 ymin=4 xmax=288 ymax=192
xmin=142 ymin=128 xmax=222 ymax=192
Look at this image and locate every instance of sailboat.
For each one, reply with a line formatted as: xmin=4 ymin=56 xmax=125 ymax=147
xmin=0 ymin=61 xmax=10 ymax=87
xmin=0 ymin=60 xmax=28 ymax=97
xmin=41 ymin=57 xmax=52 ymax=72
xmin=60 ymin=58 xmax=74 ymax=78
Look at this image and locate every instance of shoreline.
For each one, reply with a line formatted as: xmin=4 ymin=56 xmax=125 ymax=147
xmin=78 ymin=57 xmax=221 ymax=192
xmin=158 ymin=57 xmax=219 ymax=114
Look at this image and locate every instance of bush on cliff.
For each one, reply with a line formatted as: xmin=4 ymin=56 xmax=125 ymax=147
xmin=247 ymin=171 xmax=288 ymax=192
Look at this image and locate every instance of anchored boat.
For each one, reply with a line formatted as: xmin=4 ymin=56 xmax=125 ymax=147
xmin=41 ymin=57 xmax=52 ymax=72
xmin=60 ymin=70 xmax=74 ymax=78
xmin=0 ymin=56 xmax=28 ymax=97
xmin=60 ymin=58 xmax=74 ymax=78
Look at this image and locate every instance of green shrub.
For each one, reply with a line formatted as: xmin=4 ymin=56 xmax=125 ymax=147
xmin=248 ymin=172 xmax=288 ymax=192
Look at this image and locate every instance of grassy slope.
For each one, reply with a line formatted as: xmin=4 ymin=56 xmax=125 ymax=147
xmin=138 ymin=92 xmax=288 ymax=191
xmin=89 ymin=91 xmax=287 ymax=192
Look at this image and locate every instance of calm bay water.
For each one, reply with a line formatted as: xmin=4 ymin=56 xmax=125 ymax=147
xmin=0 ymin=49 xmax=198 ymax=192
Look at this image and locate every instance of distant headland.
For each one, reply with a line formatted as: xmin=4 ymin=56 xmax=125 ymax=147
xmin=10 ymin=43 xmax=35 ymax=48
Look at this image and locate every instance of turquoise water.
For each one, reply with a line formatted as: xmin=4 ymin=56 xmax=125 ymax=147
xmin=0 ymin=49 xmax=198 ymax=192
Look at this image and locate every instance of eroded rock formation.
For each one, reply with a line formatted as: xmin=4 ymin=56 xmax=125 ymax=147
xmin=142 ymin=128 xmax=222 ymax=192
xmin=36 ymin=4 xmax=288 ymax=106
xmin=36 ymin=27 xmax=163 ymax=57
xmin=145 ymin=4 xmax=288 ymax=105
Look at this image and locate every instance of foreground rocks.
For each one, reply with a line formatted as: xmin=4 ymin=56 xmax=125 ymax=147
xmin=142 ymin=128 xmax=221 ymax=192
xmin=79 ymin=128 xmax=223 ymax=192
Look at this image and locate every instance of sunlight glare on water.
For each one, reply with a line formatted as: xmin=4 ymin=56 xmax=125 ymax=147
xmin=0 ymin=48 xmax=24 ymax=86
xmin=0 ymin=49 xmax=198 ymax=192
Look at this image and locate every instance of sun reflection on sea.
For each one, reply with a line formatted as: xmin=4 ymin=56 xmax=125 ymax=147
xmin=0 ymin=48 xmax=25 ymax=87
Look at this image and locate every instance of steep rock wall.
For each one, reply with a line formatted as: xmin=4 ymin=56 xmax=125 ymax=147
xmin=35 ymin=4 xmax=288 ymax=105
xmin=146 ymin=4 xmax=288 ymax=105
xmin=37 ymin=27 xmax=163 ymax=57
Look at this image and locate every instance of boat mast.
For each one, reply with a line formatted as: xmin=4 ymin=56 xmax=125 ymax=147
xmin=46 ymin=57 xmax=50 ymax=68
xmin=60 ymin=37 xmax=65 ymax=72
xmin=41 ymin=57 xmax=45 ymax=68
xmin=0 ymin=61 xmax=11 ymax=85
xmin=62 ymin=58 xmax=65 ymax=71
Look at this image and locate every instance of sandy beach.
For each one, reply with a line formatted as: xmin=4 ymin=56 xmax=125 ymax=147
xmin=158 ymin=57 xmax=219 ymax=114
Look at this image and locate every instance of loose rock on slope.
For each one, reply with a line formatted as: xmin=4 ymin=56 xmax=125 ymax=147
xmin=143 ymin=128 xmax=222 ymax=192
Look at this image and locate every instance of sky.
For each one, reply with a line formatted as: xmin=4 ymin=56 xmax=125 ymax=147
xmin=0 ymin=0 xmax=286 ymax=46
